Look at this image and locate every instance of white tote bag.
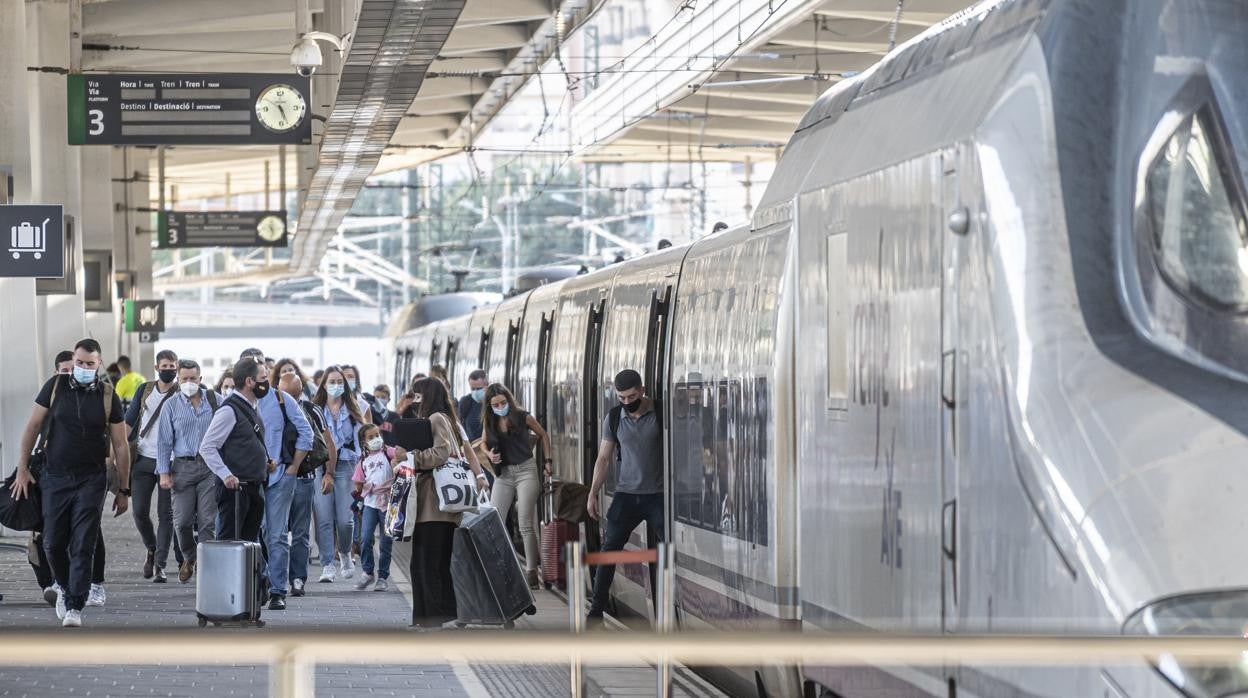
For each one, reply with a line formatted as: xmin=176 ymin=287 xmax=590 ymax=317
xmin=433 ymin=453 xmax=477 ymax=513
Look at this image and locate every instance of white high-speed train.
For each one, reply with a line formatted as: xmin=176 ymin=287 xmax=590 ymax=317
xmin=391 ymin=0 xmax=1248 ymax=695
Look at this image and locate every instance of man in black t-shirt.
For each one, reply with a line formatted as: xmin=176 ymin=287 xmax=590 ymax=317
xmin=9 ymin=338 xmax=131 ymax=628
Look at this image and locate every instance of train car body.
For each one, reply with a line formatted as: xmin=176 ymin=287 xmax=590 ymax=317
xmin=387 ymin=1 xmax=1248 ymax=696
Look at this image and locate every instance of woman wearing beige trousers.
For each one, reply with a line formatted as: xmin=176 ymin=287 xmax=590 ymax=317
xmin=481 ymin=383 xmax=551 ymax=589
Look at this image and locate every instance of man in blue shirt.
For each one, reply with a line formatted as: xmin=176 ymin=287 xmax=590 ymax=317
xmin=241 ymin=349 xmax=313 ymax=611
xmin=156 ymin=359 xmax=220 ymax=584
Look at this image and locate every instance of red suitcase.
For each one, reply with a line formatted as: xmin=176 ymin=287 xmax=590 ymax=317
xmin=539 ymin=478 xmax=578 ymax=590
xmin=540 ymin=519 xmax=578 ymax=590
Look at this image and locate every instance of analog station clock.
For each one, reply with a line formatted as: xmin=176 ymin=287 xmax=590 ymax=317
xmin=256 ymin=215 xmax=286 ymax=242
xmin=254 ymin=84 xmax=307 ymax=133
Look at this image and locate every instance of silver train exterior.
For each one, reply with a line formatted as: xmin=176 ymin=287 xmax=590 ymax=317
xmin=390 ymin=0 xmax=1248 ymax=696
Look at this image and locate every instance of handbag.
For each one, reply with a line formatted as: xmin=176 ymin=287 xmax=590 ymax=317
xmin=385 ymin=461 xmax=415 ymax=539
xmin=0 ymin=471 xmax=42 ymax=531
xmin=433 ymin=453 xmax=478 ymax=513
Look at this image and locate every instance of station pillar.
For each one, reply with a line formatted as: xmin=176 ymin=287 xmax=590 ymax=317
xmin=0 ymin=0 xmax=42 ymax=480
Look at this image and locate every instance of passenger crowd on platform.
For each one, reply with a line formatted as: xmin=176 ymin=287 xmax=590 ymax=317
xmin=5 ymin=338 xmax=663 ymax=631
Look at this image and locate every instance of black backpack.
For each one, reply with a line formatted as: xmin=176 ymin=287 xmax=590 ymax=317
xmin=298 ymin=401 xmax=330 ymax=476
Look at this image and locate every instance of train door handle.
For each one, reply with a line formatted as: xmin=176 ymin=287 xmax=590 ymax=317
xmin=941 ymin=350 xmax=956 ymax=409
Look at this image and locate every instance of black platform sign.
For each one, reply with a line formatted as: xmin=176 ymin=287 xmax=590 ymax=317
xmin=157 ymin=210 xmax=288 ymax=249
xmin=0 ymin=205 xmax=64 ymax=278
xmin=68 ymin=74 xmax=311 ymax=145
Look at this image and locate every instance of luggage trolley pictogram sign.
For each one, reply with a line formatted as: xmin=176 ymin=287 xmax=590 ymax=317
xmin=10 ymin=217 xmax=50 ymax=260
xmin=0 ymin=205 xmax=63 ymax=278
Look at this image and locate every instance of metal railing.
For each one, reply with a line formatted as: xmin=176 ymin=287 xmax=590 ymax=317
xmin=1 ymin=630 xmax=1247 ymax=696
xmin=565 ymin=541 xmax=677 ymax=698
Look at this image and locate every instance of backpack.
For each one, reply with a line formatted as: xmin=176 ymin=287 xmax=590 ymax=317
xmin=274 ymin=392 xmax=301 ymax=467
xmin=607 ymin=402 xmax=661 ymax=465
xmin=298 ymin=401 xmax=330 ymax=476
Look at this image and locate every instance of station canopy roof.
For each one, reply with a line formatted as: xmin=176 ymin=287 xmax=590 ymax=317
xmin=83 ymin=0 xmax=970 ymax=277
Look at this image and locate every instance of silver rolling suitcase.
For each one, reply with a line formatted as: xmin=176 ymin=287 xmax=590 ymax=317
xmin=195 ymin=490 xmax=267 ymax=628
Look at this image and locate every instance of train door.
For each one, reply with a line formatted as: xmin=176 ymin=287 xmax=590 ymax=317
xmin=582 ymin=300 xmax=607 ymax=559
xmin=940 ymin=148 xmax=967 ymax=641
xmin=477 ymin=328 xmax=492 ymax=374
xmin=503 ymin=320 xmax=521 ymax=391
xmin=534 ymin=313 xmax=554 ymax=429
xmin=445 ymin=340 xmax=459 ymax=386
xmin=643 ymin=286 xmax=674 ymax=549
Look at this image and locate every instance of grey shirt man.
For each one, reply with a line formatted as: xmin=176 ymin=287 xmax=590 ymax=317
xmin=601 ymin=408 xmax=663 ymax=495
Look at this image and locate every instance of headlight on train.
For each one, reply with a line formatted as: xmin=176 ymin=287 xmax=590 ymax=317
xmin=1125 ymin=591 xmax=1248 ymax=698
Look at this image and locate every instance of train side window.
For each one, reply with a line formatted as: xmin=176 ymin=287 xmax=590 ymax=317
xmin=430 ymin=341 xmax=441 ymax=373
xmin=827 ymin=233 xmax=849 ymax=411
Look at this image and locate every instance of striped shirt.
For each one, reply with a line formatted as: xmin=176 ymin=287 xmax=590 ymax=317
xmin=156 ymin=388 xmax=219 ymax=474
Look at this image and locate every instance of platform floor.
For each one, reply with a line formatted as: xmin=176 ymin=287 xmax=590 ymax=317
xmin=0 ymin=508 xmax=724 ymax=697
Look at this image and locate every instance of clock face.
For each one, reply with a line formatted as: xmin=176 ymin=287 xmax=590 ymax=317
xmin=256 ymin=215 xmax=286 ymax=242
xmin=254 ymin=85 xmax=306 ymax=133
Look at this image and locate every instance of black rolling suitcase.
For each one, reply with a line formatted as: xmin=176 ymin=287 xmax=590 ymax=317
xmin=451 ymin=507 xmax=537 ymax=628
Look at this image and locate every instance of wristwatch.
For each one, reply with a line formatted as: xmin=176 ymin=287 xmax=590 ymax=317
xmin=117 ymin=488 xmax=132 ymax=496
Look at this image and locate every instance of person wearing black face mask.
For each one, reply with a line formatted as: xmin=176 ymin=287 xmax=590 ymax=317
xmin=584 ymin=369 xmax=665 ymax=626
xmin=122 ymin=349 xmax=185 ymax=582
xmin=197 ymin=358 xmax=277 ymax=543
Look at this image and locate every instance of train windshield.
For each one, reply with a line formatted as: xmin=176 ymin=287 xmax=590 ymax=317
xmin=1145 ymin=104 xmax=1248 ymax=312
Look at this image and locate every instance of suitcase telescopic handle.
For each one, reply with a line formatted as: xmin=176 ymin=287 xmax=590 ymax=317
xmin=234 ymin=487 xmax=242 ymax=541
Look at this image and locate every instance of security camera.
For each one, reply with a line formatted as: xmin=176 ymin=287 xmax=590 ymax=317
xmin=290 ymin=36 xmax=322 ymax=77
xmin=290 ymin=32 xmax=349 ymax=77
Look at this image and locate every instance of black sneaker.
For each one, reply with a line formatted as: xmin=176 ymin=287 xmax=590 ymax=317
xmin=142 ymin=550 xmax=155 ymax=579
xmin=268 ymin=594 xmax=287 ymax=611
xmin=152 ymin=567 xmax=167 ymax=583
xmin=585 ymin=610 xmax=606 ymax=631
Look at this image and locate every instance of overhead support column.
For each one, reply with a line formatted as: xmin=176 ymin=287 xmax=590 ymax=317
xmin=27 ymin=0 xmax=86 ymax=357
xmin=0 ymin=0 xmax=39 ymax=480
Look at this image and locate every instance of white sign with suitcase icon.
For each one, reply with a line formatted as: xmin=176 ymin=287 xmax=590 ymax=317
xmin=10 ymin=217 xmax=50 ymax=260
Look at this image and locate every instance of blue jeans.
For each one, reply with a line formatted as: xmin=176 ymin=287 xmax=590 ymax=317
xmin=359 ymin=505 xmax=392 ymax=579
xmin=313 ymin=464 xmax=355 ymax=567
xmin=264 ymin=474 xmax=297 ymax=596
xmin=589 ymin=492 xmax=665 ymax=614
xmin=287 ymin=477 xmax=315 ymax=584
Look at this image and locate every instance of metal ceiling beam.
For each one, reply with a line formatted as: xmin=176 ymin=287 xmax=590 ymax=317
xmin=291 ymin=0 xmax=467 ymax=276
xmin=82 ymin=0 xmax=318 ymax=36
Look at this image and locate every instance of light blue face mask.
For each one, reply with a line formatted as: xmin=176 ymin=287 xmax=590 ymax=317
xmin=347 ymin=379 xmax=357 ymax=392
xmin=326 ymin=383 xmax=345 ymax=398
xmin=471 ymin=388 xmax=485 ymax=403
xmin=492 ymin=405 xmax=510 ymax=417
xmin=72 ymin=366 xmax=97 ymax=385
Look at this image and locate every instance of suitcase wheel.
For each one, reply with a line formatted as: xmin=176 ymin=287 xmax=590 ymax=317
xmin=503 ymin=620 xmax=515 ymax=630
xmin=455 ymin=622 xmax=467 ymax=629
xmin=254 ymin=619 xmax=266 ymax=628
xmin=212 ymin=621 xmax=222 ymax=627
xmin=525 ymin=605 xmax=537 ymax=616
xmin=198 ymin=617 xmax=208 ymax=628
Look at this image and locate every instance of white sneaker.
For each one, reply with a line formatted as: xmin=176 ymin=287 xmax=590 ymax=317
xmin=354 ymin=573 xmax=375 ymax=590
xmin=62 ymin=609 xmax=82 ymax=628
xmin=341 ymin=559 xmax=355 ymax=579
xmin=42 ymin=585 xmax=59 ymax=607
xmin=374 ymin=578 xmax=389 ymax=592
xmin=87 ymin=584 xmax=106 ymax=607
xmin=55 ymin=587 xmax=67 ymax=620
xmin=317 ymin=564 xmax=336 ymax=583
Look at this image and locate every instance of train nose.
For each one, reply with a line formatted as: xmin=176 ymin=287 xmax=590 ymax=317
xmin=1095 ymin=448 xmax=1248 ymax=697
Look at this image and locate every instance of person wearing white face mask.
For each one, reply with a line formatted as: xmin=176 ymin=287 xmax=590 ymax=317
xmin=482 ymin=383 xmax=552 ymax=589
xmin=311 ymin=366 xmax=367 ymax=582
xmin=155 ymin=359 xmax=221 ymax=584
xmin=215 ymin=372 xmax=236 ymax=400
xmin=351 ymin=424 xmax=404 ymax=591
